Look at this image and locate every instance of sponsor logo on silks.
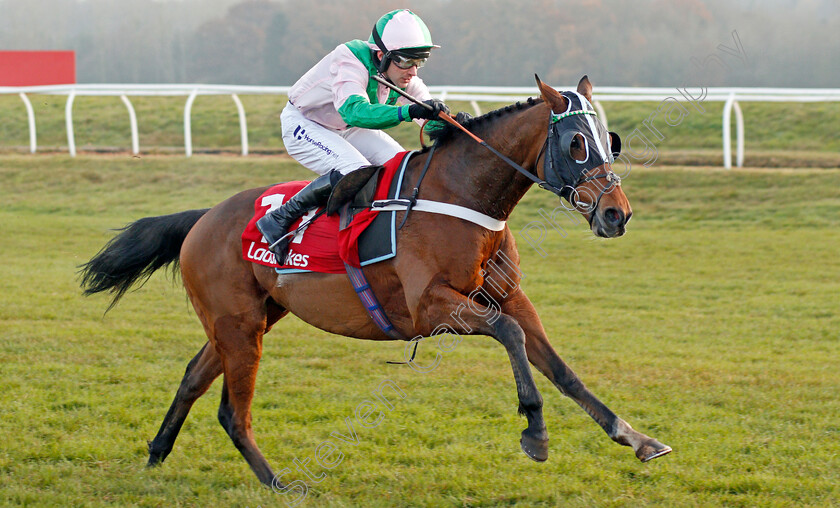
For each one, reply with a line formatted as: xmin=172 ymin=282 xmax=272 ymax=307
xmin=245 ymin=241 xmax=277 ymax=265
xmin=293 ymin=125 xmax=339 ymax=160
xmin=284 ymin=249 xmax=310 ymax=268
xmin=246 ymin=241 xmax=310 ymax=268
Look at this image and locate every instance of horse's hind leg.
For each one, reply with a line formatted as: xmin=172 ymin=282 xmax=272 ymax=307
xmin=504 ymin=290 xmax=671 ymax=462
xmin=147 ymin=341 xmax=223 ymax=467
xmin=214 ymin=313 xmax=275 ymax=486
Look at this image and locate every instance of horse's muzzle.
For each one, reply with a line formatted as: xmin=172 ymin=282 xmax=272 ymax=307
xmin=593 ymin=207 xmax=631 ymax=238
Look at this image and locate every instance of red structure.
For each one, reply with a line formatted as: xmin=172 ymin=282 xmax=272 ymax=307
xmin=0 ymin=51 xmax=76 ymax=86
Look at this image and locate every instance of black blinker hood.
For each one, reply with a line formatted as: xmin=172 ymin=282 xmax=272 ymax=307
xmin=544 ymin=92 xmax=618 ymax=201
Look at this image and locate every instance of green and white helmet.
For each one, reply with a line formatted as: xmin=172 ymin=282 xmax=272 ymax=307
xmin=369 ymin=9 xmax=439 ymax=72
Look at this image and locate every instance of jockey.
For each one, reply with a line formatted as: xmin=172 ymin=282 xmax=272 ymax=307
xmin=257 ymin=9 xmax=450 ymax=262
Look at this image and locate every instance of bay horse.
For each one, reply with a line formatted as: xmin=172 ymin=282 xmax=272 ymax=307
xmin=80 ymin=76 xmax=671 ymax=487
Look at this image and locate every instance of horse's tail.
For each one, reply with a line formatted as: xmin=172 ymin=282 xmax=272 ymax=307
xmin=79 ymin=209 xmax=210 ymax=312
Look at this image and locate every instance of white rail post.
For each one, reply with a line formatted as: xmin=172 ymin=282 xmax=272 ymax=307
xmin=66 ymin=89 xmax=77 ymax=157
xmin=722 ymin=93 xmax=745 ymax=169
xmin=19 ymin=92 xmax=37 ymax=153
xmin=231 ymin=93 xmax=248 ymax=156
xmin=722 ymin=93 xmax=735 ymax=169
xmin=120 ymin=94 xmax=139 ymax=155
xmin=184 ymin=89 xmax=198 ymax=157
xmin=733 ymin=100 xmax=744 ymax=168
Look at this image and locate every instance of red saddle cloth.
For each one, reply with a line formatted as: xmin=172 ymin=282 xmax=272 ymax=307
xmin=241 ymin=151 xmax=407 ymax=272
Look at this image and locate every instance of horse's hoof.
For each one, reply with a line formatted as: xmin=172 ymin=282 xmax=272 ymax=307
xmin=520 ymin=434 xmax=549 ymax=462
xmin=270 ymin=476 xmax=286 ymax=492
xmin=146 ymin=453 xmax=165 ymax=468
xmin=147 ymin=440 xmax=166 ymax=467
xmin=636 ymin=439 xmax=672 ymax=462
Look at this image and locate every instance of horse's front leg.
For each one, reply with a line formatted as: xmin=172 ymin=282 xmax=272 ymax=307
xmin=415 ymin=285 xmax=549 ymax=461
xmin=502 ymin=289 xmax=672 ymax=462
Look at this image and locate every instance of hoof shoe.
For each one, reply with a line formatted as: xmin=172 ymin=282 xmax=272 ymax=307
xmin=520 ymin=434 xmax=549 ymax=462
xmin=637 ymin=439 xmax=672 ymax=462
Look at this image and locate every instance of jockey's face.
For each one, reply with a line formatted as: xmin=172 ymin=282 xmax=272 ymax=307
xmin=377 ymin=51 xmax=418 ymax=88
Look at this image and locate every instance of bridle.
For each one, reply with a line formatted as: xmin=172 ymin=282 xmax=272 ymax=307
xmin=432 ymin=100 xmax=622 ymax=216
xmin=557 ymin=165 xmax=622 ymax=215
xmin=536 ymin=92 xmax=622 ymax=214
xmin=533 ymin=147 xmax=622 ymax=216
xmin=452 ymin=98 xmax=622 ymax=216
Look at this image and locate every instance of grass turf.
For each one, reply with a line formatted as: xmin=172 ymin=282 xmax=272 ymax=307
xmin=0 ymin=154 xmax=838 ymax=506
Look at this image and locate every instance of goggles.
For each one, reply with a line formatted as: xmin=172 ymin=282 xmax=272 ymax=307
xmin=391 ymin=53 xmax=427 ymax=69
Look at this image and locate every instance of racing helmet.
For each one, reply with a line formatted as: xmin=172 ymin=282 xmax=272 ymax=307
xmin=369 ymin=9 xmax=439 ymax=73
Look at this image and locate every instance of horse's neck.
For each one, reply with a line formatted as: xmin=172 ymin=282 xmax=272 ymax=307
xmin=430 ymin=105 xmax=549 ymax=220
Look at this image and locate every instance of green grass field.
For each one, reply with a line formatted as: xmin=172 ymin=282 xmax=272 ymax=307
xmin=1 ymin=154 xmax=839 ymax=507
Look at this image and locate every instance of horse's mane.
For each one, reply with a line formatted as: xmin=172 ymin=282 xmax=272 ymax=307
xmin=427 ymin=97 xmax=544 ymax=146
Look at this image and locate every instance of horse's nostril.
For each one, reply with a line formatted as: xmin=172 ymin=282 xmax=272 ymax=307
xmin=604 ymin=207 xmax=624 ymax=226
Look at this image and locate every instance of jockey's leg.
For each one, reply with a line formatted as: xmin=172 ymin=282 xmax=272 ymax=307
xmin=280 ymin=102 xmax=371 ymax=175
xmin=255 ymin=171 xmax=337 ymax=263
xmin=258 ymin=104 xmax=369 ymax=263
xmin=261 ymin=105 xmax=407 ymax=264
xmin=341 ymin=127 xmax=404 ymax=166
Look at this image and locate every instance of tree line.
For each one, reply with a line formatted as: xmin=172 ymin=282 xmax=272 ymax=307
xmin=0 ymin=0 xmax=837 ymax=87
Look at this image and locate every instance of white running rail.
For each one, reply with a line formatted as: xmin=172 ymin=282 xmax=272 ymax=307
xmin=2 ymin=84 xmax=839 ymax=168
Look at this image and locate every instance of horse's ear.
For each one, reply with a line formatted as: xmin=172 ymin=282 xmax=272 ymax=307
xmin=577 ymin=75 xmax=593 ymax=103
xmin=535 ymin=73 xmax=568 ymax=114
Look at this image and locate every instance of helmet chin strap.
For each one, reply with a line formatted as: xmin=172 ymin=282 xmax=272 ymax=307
xmin=370 ymin=23 xmax=393 ymax=74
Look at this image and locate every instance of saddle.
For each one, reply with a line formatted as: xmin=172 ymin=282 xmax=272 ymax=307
xmin=326 ymin=164 xmax=384 ymax=218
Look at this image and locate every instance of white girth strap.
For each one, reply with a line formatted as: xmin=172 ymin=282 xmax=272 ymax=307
xmin=370 ymin=199 xmax=506 ymax=231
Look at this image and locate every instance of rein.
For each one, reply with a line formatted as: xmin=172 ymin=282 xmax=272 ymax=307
xmin=372 ymin=75 xmax=619 ymax=215
xmin=372 ymin=75 xmax=566 ymax=197
xmin=443 ymin=112 xmax=619 ymax=213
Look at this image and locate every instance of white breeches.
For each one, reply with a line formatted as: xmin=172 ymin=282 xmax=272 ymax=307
xmin=280 ymin=102 xmax=404 ymax=175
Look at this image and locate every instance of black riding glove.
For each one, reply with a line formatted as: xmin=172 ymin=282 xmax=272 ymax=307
xmin=408 ymin=99 xmax=450 ymax=120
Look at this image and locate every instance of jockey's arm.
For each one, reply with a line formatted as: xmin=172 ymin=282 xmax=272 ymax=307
xmin=332 ymin=48 xmax=435 ymax=130
xmin=337 ymin=95 xmax=413 ymax=130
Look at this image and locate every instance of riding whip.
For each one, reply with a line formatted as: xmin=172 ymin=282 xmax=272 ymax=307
xmin=372 ymin=74 xmax=560 ymax=192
